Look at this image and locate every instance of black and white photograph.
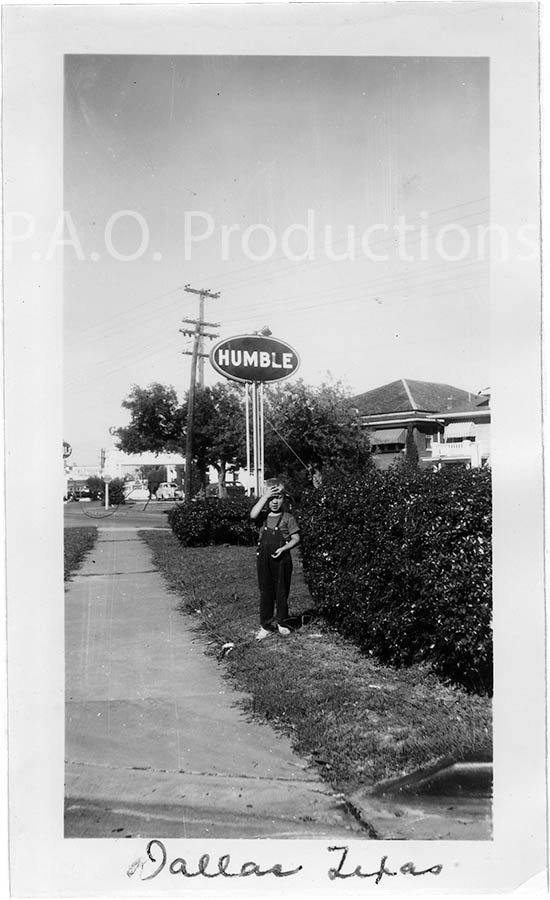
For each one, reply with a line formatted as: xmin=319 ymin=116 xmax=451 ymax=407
xmin=3 ymin=2 xmax=547 ymax=896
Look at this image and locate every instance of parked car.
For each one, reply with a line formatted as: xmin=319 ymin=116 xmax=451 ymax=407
xmin=156 ymin=482 xmax=184 ymax=501
xmin=70 ymin=487 xmax=92 ymax=502
xmin=123 ymin=482 xmax=150 ymax=502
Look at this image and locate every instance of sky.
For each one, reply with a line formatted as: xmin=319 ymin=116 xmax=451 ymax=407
xmin=64 ymin=54 xmax=489 ymax=465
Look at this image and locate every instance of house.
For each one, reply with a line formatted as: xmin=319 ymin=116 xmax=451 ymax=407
xmin=352 ymin=378 xmax=491 ymax=471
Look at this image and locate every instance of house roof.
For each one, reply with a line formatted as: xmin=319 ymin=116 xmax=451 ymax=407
xmin=352 ymin=379 xmax=487 ymax=416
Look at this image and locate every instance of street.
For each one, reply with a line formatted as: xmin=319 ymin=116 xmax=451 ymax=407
xmin=64 ymin=499 xmax=174 ymax=530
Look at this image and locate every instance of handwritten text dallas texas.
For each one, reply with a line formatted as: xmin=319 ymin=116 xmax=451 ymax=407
xmin=127 ymin=841 xmax=443 ymax=882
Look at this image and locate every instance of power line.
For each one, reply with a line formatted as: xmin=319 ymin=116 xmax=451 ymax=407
xmin=71 ymin=284 xmax=187 ymax=343
xmin=263 ymin=415 xmax=310 ymax=472
xmin=222 ymin=254 xmax=488 ymax=325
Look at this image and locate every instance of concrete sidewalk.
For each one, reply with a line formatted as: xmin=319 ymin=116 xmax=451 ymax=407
xmin=65 ymin=528 xmax=365 ymax=839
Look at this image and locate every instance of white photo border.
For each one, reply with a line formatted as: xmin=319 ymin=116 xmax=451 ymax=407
xmin=3 ymin=2 xmax=546 ymax=895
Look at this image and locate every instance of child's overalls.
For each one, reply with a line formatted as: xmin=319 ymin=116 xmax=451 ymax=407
xmin=256 ymin=513 xmax=292 ymax=630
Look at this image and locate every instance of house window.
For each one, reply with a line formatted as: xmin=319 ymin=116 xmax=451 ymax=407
xmin=374 ymin=443 xmax=403 ymax=454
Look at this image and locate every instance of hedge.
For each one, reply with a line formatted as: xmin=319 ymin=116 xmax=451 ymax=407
xmin=168 ymin=497 xmax=257 ymax=546
xmin=298 ymin=467 xmax=493 ymax=695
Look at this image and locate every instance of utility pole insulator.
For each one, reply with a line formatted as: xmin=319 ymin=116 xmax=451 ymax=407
xmin=179 ymin=328 xmax=219 ymax=339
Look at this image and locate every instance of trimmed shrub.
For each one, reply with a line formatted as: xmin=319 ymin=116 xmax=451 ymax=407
xmin=85 ymin=475 xmax=105 ymax=501
xmin=168 ymin=497 xmax=258 ymax=546
xmin=299 ymin=467 xmax=492 ymax=695
xmin=107 ymin=477 xmax=126 ymax=506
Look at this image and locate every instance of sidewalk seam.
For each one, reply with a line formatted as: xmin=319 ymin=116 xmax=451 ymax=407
xmin=74 ymin=570 xmax=159 ymax=577
xmin=66 ymin=758 xmax=322 ymax=784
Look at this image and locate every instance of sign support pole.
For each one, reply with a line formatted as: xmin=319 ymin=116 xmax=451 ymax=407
xmin=251 ymin=381 xmax=259 ymax=496
xmin=245 ymin=383 xmax=251 ymax=496
xmin=259 ymin=382 xmax=265 ymax=496
xmin=102 ymin=473 xmax=113 ymax=509
xmin=208 ymin=333 xmax=300 ymax=497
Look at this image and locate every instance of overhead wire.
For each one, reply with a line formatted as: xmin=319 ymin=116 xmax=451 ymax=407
xmin=212 ymin=210 xmax=490 ymax=321
xmin=65 ymin=194 xmax=490 ymax=411
xmin=221 ymin=256 xmax=488 ymax=325
xmin=68 ymin=284 xmax=188 ymax=346
xmin=202 ymin=199 xmax=490 ymax=296
xmin=204 ymin=196 xmax=490 ymax=292
xmin=263 ymin=414 xmax=310 ymax=472
xmin=68 ymin=197 xmax=489 ymax=348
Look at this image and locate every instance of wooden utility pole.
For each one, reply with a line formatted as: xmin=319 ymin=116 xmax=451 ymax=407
xmin=181 ymin=286 xmax=220 ymax=500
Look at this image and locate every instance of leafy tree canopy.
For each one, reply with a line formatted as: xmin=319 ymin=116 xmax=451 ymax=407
xmin=85 ymin=475 xmax=104 ymax=499
xmin=116 ymin=381 xmax=247 ymax=496
xmin=186 ymin=383 xmax=247 ymax=494
xmin=116 ymin=383 xmax=184 ymax=454
xmin=263 ymin=378 xmax=371 ymax=490
xmin=115 ymin=378 xmax=371 ymax=498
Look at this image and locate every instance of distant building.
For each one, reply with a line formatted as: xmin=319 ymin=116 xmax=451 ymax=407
xmin=99 ymin=447 xmax=242 ymax=494
xmin=352 ymin=378 xmax=491 ymax=471
xmin=101 ymin=447 xmax=185 ymax=483
xmin=65 ymin=464 xmax=102 ymax=497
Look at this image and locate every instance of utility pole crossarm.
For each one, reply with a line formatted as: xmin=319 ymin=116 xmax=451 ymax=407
xmin=184 ymin=286 xmax=220 ymax=299
xmin=181 ymin=318 xmax=221 ymax=327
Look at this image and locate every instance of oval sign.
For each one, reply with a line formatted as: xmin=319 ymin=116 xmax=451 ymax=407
xmin=210 ymin=334 xmax=300 ymax=384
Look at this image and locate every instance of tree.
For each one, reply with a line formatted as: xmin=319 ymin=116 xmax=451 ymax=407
xmin=262 ymin=379 xmax=371 ymax=495
xmin=107 ymin=477 xmax=126 ymax=506
xmin=115 ymin=378 xmax=371 ymax=501
xmin=116 ymin=381 xmax=247 ymax=499
xmin=138 ymin=465 xmax=166 ymax=498
xmin=85 ymin=475 xmax=104 ymax=500
xmin=186 ymin=383 xmax=247 ymax=497
xmin=404 ymin=425 xmax=420 ymax=470
xmin=116 ymin=383 xmax=184 ymax=454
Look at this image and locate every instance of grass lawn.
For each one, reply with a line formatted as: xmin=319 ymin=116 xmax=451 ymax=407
xmin=64 ymin=527 xmax=97 ymax=580
xmin=142 ymin=530 xmax=492 ymax=792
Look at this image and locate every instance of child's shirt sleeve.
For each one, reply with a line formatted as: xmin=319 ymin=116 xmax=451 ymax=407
xmin=284 ymin=513 xmax=300 ymax=538
xmin=255 ymin=508 xmax=268 ymax=532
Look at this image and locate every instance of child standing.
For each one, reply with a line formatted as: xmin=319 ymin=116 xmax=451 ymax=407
xmin=250 ymin=480 xmax=301 ymax=641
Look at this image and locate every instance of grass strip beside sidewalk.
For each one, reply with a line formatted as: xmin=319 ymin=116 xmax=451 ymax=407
xmin=142 ymin=530 xmax=492 ymax=791
xmin=64 ymin=527 xmax=97 ymax=581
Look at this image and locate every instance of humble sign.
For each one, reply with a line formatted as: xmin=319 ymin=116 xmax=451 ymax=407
xmin=210 ymin=334 xmax=300 ymax=384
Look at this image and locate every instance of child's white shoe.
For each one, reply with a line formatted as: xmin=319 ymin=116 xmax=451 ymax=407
xmin=255 ymin=627 xmax=272 ymax=641
xmin=277 ymin=624 xmax=291 ymax=636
